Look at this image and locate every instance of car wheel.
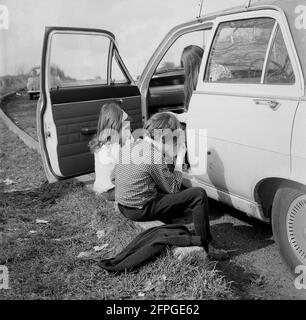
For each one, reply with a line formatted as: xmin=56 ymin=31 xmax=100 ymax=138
xmin=29 ymin=93 xmax=33 ymax=100
xmin=272 ymin=187 xmax=306 ymax=273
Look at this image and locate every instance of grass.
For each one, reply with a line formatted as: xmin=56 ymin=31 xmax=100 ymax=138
xmin=0 ymin=181 xmax=235 ymax=300
xmin=0 ymin=116 xmax=236 ymax=300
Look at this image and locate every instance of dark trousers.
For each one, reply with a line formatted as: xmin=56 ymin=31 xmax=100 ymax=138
xmin=118 ymin=187 xmax=212 ymax=250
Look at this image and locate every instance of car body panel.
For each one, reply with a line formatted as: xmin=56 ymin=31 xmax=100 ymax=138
xmin=183 ymin=173 xmax=267 ymax=221
xmin=181 ymin=8 xmax=303 ymax=221
xmin=291 ymin=99 xmax=306 ymax=184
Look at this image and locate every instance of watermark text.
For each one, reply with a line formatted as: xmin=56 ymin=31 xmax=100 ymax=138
xmin=294 ymin=265 xmax=306 ymax=290
xmin=0 ymin=5 xmax=9 ymax=30
xmin=295 ymin=5 xmax=306 ymax=30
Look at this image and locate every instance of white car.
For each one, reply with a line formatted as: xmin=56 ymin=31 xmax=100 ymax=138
xmin=37 ymin=0 xmax=306 ymax=272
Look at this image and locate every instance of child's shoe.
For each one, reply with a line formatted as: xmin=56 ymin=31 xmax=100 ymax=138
xmin=173 ymin=246 xmax=207 ymax=261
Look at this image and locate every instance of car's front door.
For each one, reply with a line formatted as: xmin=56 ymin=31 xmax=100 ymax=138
xmin=37 ymin=27 xmax=142 ymax=182
xmin=188 ymin=10 xmax=303 ymax=204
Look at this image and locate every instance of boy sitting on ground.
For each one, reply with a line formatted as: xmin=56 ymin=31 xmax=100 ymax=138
xmin=113 ymin=112 xmax=230 ymax=260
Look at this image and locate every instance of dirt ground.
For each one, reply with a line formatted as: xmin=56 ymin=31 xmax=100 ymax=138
xmin=1 ymin=92 xmax=305 ymax=300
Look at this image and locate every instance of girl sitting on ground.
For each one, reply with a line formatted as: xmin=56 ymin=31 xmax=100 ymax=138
xmin=89 ymin=102 xmax=132 ymax=201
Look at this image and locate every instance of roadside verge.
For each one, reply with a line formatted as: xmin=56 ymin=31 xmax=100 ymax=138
xmin=0 ymin=92 xmax=94 ymax=185
xmin=0 ymin=92 xmax=39 ymax=152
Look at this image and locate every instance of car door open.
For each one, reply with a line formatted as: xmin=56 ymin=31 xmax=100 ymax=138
xmin=37 ymin=27 xmax=142 ymax=183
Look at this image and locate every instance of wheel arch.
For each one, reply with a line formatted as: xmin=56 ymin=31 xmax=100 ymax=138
xmin=254 ymin=177 xmax=306 ymax=219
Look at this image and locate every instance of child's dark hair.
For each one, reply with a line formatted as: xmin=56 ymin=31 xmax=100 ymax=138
xmin=181 ymin=45 xmax=204 ymax=109
xmin=89 ymin=102 xmax=124 ymax=153
xmin=144 ymin=112 xmax=182 ymax=141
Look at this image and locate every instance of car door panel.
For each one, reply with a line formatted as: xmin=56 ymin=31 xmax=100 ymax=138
xmin=38 ymin=27 xmax=142 ymax=182
xmin=50 ymin=84 xmax=140 ymax=104
xmin=189 ymin=92 xmax=298 ymax=199
xmin=148 ymin=85 xmax=184 ymax=106
xmin=52 ymin=93 xmax=141 ymax=177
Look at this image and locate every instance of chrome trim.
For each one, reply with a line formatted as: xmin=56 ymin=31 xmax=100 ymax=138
xmin=261 ymin=22 xmax=278 ymax=84
xmin=193 ymin=90 xmax=299 ymax=102
xmin=107 ymin=41 xmax=113 ymax=85
xmin=253 ymin=98 xmax=280 ymax=110
xmin=113 ymin=49 xmax=133 ymax=85
xmin=113 ymin=48 xmax=135 ymax=85
xmin=52 ymin=95 xmax=141 ymax=106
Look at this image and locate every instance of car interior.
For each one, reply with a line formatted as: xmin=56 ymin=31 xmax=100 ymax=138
xmin=43 ymin=28 xmax=204 ymax=177
xmin=146 ymin=28 xmax=210 ymax=118
xmin=147 ymin=69 xmax=186 ymax=117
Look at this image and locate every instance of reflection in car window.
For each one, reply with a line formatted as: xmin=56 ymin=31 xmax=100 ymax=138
xmin=205 ymin=18 xmax=275 ymax=84
xmin=155 ymin=30 xmax=210 ymax=75
xmin=264 ymin=26 xmax=295 ymax=84
xmin=49 ymin=33 xmax=110 ymax=89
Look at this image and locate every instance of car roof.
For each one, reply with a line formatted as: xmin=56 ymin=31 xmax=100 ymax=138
xmin=198 ymin=0 xmax=306 ymax=91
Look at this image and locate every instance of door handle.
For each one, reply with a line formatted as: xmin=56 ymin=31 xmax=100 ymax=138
xmin=81 ymin=127 xmax=96 ymax=135
xmin=253 ymin=99 xmax=280 ymax=110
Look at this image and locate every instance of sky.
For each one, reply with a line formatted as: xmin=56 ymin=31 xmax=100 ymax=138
xmin=0 ymin=0 xmax=255 ymax=77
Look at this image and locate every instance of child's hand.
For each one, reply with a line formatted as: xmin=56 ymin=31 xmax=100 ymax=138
xmin=175 ymin=142 xmax=186 ymax=166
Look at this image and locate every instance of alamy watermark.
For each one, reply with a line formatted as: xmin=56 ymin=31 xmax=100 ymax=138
xmin=97 ymin=127 xmax=208 ymax=175
xmin=0 ymin=266 xmax=9 ymax=290
xmin=294 ymin=265 xmax=306 ymax=290
xmin=0 ymin=5 xmax=9 ymax=30
xmin=295 ymin=5 xmax=306 ymax=30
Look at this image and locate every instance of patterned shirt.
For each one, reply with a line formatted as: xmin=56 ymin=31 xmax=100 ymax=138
xmin=113 ymin=138 xmax=183 ymax=209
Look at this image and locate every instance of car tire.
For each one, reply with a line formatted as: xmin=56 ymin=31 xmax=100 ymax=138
xmin=29 ymin=93 xmax=33 ymax=100
xmin=272 ymin=187 xmax=306 ymax=273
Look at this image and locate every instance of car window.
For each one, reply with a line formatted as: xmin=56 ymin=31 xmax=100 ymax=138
xmin=49 ymin=33 xmax=110 ymax=89
xmin=204 ymin=18 xmax=275 ymax=84
xmin=264 ymin=26 xmax=295 ymax=84
xmin=111 ymin=55 xmax=129 ymax=84
xmin=154 ymin=30 xmax=210 ymax=75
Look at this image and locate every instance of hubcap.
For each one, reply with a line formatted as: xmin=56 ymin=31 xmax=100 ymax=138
xmin=286 ymin=195 xmax=306 ymax=264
